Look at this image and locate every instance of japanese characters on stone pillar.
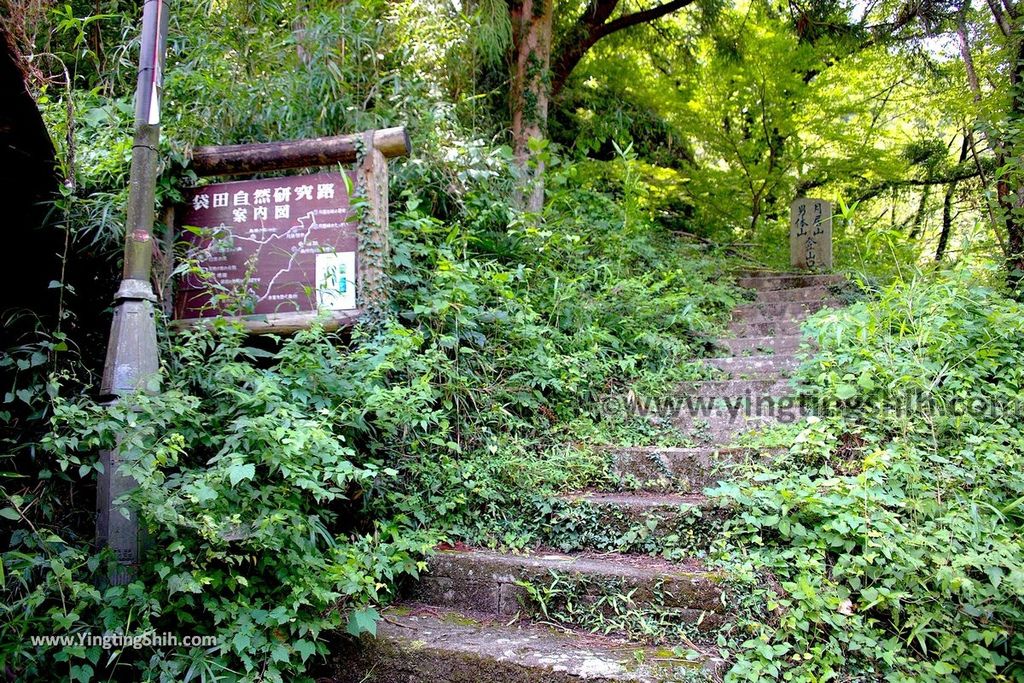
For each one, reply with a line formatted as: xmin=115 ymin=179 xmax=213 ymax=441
xmin=790 ymin=198 xmax=833 ymax=270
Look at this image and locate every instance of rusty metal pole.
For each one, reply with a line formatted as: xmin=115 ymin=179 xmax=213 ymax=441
xmin=96 ymin=0 xmax=169 ymax=582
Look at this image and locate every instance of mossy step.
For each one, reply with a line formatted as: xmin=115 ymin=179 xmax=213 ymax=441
xmin=730 ymin=268 xmax=781 ymax=279
xmin=626 ymin=379 xmax=795 ymax=418
xmin=547 ymin=493 xmax=731 ymax=556
xmin=714 ymin=334 xmax=808 ymax=356
xmin=328 ymin=607 xmax=723 ymax=682
xmin=704 ymin=354 xmax=801 ymax=379
xmin=736 ymin=273 xmax=845 ymax=291
xmin=730 ymin=299 xmax=841 ymax=323
xmin=610 ymin=446 xmax=776 ymax=492
xmin=671 ymin=378 xmax=794 ymax=399
xmin=754 ymin=285 xmax=831 ymax=304
xmin=668 ymin=407 xmax=777 ymax=446
xmin=410 ymin=548 xmax=727 ymax=620
xmin=727 ymin=319 xmax=803 ymax=337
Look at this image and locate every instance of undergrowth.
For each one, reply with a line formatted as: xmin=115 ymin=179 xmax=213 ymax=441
xmin=1 ymin=0 xmax=744 ymax=678
xmin=711 ymin=268 xmax=1024 ymax=681
xmin=2 ymin=164 xmax=740 ymax=680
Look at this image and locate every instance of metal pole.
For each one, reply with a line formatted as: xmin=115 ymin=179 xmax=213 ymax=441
xmin=96 ymin=0 xmax=169 ymax=582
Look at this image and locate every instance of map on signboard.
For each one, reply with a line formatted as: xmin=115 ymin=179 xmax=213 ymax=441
xmin=174 ymin=171 xmax=359 ymax=320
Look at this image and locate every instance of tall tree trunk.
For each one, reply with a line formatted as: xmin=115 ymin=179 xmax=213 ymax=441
xmin=1002 ymin=177 xmax=1024 ymax=288
xmin=1000 ymin=31 xmax=1024 ymax=292
xmin=956 ymin=14 xmax=1003 ymax=238
xmin=958 ymin=2 xmax=1024 ymax=290
xmin=937 ymin=134 xmax=970 ymax=261
xmin=909 ymin=186 xmax=930 ymax=239
xmin=509 ymin=0 xmax=553 ymax=213
xmin=937 ymin=188 xmax=955 ymax=262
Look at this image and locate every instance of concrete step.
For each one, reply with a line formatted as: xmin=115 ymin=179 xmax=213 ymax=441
xmin=561 ymin=492 xmax=717 ymax=510
xmin=410 ymin=548 xmax=726 ymax=618
xmin=715 ymin=334 xmax=807 ymax=356
xmin=727 ymin=319 xmax=803 ymax=337
xmin=705 ymin=354 xmax=801 ymax=379
xmin=637 ymin=382 xmax=805 ymax=446
xmin=667 ymin=378 xmax=794 ymax=405
xmin=329 ymin=607 xmax=722 ymax=682
xmin=664 ymin=393 xmax=806 ymax=416
xmin=610 ymin=446 xmax=769 ymax=491
xmin=672 ymin=407 xmax=777 ymax=445
xmin=628 ymin=380 xmax=792 ymax=412
xmin=625 ymin=381 xmax=798 ymax=443
xmin=754 ymin=285 xmax=831 ymax=304
xmin=548 ymin=493 xmax=731 ymax=556
xmin=737 ymin=273 xmax=845 ymax=291
xmin=731 ymin=299 xmax=840 ymax=323
xmin=673 ymin=378 xmax=794 ymax=398
xmin=730 ymin=268 xmax=779 ymax=279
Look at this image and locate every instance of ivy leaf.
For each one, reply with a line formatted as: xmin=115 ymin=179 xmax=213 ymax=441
xmin=191 ymin=483 xmax=218 ymax=503
xmin=835 ymin=384 xmax=857 ymax=400
xmin=293 ymin=639 xmax=316 ymax=662
xmin=346 ymin=607 xmax=379 ymax=637
xmin=228 ymin=463 xmax=255 ymax=486
xmin=167 ymin=572 xmax=203 ymax=596
xmin=70 ymin=665 xmax=93 ymax=683
xmin=270 ymin=643 xmax=290 ymax=664
xmin=231 ymin=632 xmax=251 ymax=655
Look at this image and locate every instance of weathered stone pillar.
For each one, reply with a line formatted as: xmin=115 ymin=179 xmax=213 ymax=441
xmin=790 ymin=198 xmax=832 ymax=270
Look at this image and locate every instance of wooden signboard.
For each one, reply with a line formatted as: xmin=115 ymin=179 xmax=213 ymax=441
xmin=174 ymin=171 xmax=361 ymax=332
xmin=171 ymin=127 xmax=409 ymax=333
xmin=790 ymin=198 xmax=832 ymax=270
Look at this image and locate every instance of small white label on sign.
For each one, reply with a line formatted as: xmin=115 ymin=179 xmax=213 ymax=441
xmin=315 ymin=252 xmax=356 ymax=311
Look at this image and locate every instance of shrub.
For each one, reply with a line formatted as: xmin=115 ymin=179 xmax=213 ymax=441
xmin=713 ymin=269 xmax=1024 ymax=681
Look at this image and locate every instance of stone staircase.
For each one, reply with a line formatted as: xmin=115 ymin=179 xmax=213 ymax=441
xmin=327 ymin=271 xmax=843 ymax=682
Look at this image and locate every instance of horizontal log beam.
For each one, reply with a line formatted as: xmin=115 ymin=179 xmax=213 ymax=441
xmin=189 ymin=127 xmax=410 ymax=177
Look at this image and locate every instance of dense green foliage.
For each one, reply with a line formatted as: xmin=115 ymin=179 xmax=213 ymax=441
xmin=3 ymin=0 xmax=1024 ymax=681
xmin=4 ymin=195 xmax=737 ymax=680
xmin=714 ymin=270 xmax=1024 ymax=681
xmin=1 ymin=6 xmax=740 ymax=671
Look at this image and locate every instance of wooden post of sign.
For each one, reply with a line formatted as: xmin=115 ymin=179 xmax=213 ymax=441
xmin=356 ymin=131 xmax=389 ymax=317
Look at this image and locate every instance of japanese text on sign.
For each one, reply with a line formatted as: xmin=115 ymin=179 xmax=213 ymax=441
xmin=174 ymin=171 xmax=359 ymax=320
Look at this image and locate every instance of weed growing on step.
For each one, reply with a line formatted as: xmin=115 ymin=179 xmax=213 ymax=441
xmin=545 ymin=498 xmax=726 ymax=558
xmin=728 ymin=420 xmax=810 ymax=450
xmin=515 ymin=570 xmax=727 ymax=646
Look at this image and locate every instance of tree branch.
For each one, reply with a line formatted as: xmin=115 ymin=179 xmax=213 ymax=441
xmin=984 ymin=0 xmax=1013 ymax=36
xmin=598 ymin=0 xmax=696 ymax=37
xmin=550 ymin=0 xmax=696 ymax=95
xmin=854 ymin=164 xmax=985 ymax=203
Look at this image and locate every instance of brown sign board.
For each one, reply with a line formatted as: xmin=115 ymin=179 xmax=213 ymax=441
xmin=174 ymin=171 xmax=361 ymax=330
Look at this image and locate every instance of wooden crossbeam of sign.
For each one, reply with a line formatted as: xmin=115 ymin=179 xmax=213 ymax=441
xmin=171 ymin=127 xmax=409 ymax=334
xmin=189 ymin=127 xmax=411 ymax=176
